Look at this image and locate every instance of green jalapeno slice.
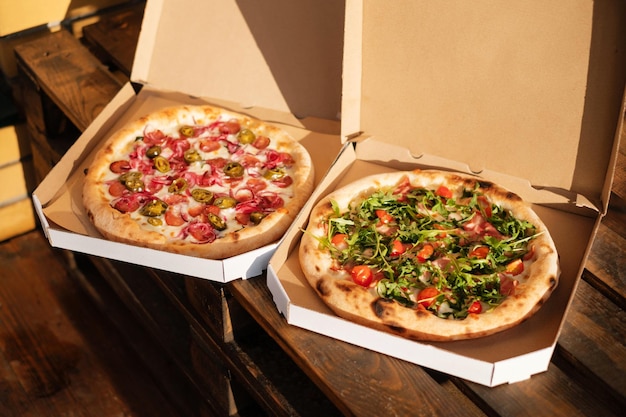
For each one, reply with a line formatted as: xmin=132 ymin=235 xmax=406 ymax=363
xmin=223 ymin=162 xmax=244 ymax=178
xmin=153 ymin=156 xmax=170 ymax=173
xmin=191 ymin=188 xmax=214 ymax=204
xmin=250 ymin=212 xmax=265 ymax=224
xmin=263 ymin=168 xmax=285 ymax=181
xmin=207 ymin=213 xmax=227 ymax=231
xmin=168 ymin=178 xmax=188 ymax=194
xmin=237 ymin=129 xmax=255 ymax=144
xmin=179 ymin=125 xmax=195 ymax=137
xmin=119 ymin=172 xmax=144 ymax=192
xmin=147 ymin=217 xmax=163 ymax=226
xmin=141 ymin=199 xmax=168 ymax=217
xmin=214 ymin=196 xmax=237 ymax=209
xmin=184 ymin=149 xmax=202 ymax=164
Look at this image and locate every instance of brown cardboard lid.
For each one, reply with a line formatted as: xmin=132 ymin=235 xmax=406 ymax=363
xmin=342 ymin=0 xmax=626 ymax=201
xmin=131 ymin=0 xmax=344 ymax=122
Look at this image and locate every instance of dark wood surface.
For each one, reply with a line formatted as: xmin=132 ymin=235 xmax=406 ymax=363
xmin=5 ymin=2 xmax=626 ymax=415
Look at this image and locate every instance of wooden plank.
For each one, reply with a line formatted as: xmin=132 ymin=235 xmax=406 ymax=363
xmin=14 ymin=30 xmax=122 ymax=132
xmin=230 ymin=277 xmax=486 ymax=417
xmin=0 ymin=232 xmax=182 ymax=417
xmin=82 ymin=2 xmax=145 ymax=77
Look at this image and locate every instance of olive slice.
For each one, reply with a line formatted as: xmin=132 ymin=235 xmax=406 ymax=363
xmin=141 ymin=199 xmax=168 ymax=217
xmin=146 ymin=145 xmax=161 ymax=159
xmin=207 ymin=213 xmax=227 ymax=231
xmin=191 ymin=188 xmax=214 ymax=204
xmin=223 ymin=161 xmax=244 ymax=178
xmin=214 ymin=196 xmax=237 ymax=209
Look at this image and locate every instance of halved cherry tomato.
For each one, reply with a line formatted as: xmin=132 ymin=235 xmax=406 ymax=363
xmin=252 ymin=135 xmax=270 ymax=149
xmin=417 ymin=287 xmax=439 ymax=308
xmin=375 ymin=209 xmax=393 ymax=225
xmin=435 ymin=185 xmax=453 ymax=199
xmin=351 ymin=265 xmax=373 ymax=287
xmin=416 ymin=244 xmax=434 ymax=263
xmin=505 ymin=259 xmax=524 ymax=275
xmin=468 ymin=300 xmax=483 ymax=314
xmin=469 ymin=246 xmax=489 ymax=259
xmin=331 ymin=233 xmax=348 ymax=250
xmin=389 ymin=239 xmax=406 ymax=257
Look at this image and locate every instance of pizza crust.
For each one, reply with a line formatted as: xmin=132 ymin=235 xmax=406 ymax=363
xmin=299 ymin=169 xmax=560 ymax=341
xmin=83 ymin=105 xmax=314 ymax=259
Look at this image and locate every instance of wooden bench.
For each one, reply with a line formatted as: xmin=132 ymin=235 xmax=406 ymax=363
xmin=13 ymin=3 xmax=626 ymax=416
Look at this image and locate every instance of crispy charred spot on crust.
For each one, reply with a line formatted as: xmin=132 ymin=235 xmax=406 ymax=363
xmin=315 ymin=279 xmax=329 ymax=296
xmin=335 ymin=281 xmax=352 ymax=293
xmin=372 ymin=298 xmax=394 ymax=318
xmin=314 ymin=265 xmax=321 ymax=272
xmin=387 ymin=324 xmax=406 ymax=334
xmin=549 ymin=276 xmax=557 ymax=288
xmin=505 ymin=191 xmax=521 ymax=202
xmin=231 ymin=232 xmax=240 ymax=242
xmin=477 ymin=180 xmax=494 ymax=190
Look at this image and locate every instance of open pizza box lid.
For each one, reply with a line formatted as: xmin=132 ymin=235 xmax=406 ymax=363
xmin=31 ymin=0 xmax=346 ymax=282
xmin=267 ymin=0 xmax=626 ymax=386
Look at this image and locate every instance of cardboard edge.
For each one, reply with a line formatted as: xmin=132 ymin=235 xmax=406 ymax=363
xmin=130 ymin=0 xmax=164 ymax=85
xmin=33 ymin=83 xmax=138 ymax=207
xmin=491 ymin=344 xmax=554 ymax=386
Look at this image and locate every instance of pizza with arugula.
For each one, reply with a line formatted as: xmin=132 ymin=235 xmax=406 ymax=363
xmin=299 ymin=170 xmax=559 ymax=341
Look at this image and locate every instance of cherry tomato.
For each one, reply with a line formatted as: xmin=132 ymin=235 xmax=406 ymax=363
xmin=375 ymin=209 xmax=393 ymax=225
xmin=505 ymin=259 xmax=524 ymax=276
xmin=469 ymin=246 xmax=489 ymax=259
xmin=416 ymin=244 xmax=434 ymax=263
xmin=417 ymin=287 xmax=439 ymax=308
xmin=435 ymin=185 xmax=452 ymax=199
xmin=468 ymin=301 xmax=483 ymax=314
xmin=331 ymin=233 xmax=348 ymax=249
xmin=351 ymin=265 xmax=373 ymax=287
xmin=390 ymin=240 xmax=406 ymax=257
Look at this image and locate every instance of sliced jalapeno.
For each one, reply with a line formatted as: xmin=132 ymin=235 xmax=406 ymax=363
xmin=179 ymin=125 xmax=195 ymax=137
xmin=146 ymin=145 xmax=161 ymax=159
xmin=214 ymin=196 xmax=237 ymax=209
xmin=147 ymin=217 xmax=163 ymax=226
xmin=184 ymin=149 xmax=202 ymax=164
xmin=168 ymin=178 xmax=188 ymax=194
xmin=119 ymin=172 xmax=144 ymax=192
xmin=223 ymin=161 xmax=244 ymax=178
xmin=237 ymin=128 xmax=255 ymax=144
xmin=191 ymin=188 xmax=214 ymax=204
xmin=140 ymin=199 xmax=168 ymax=217
xmin=250 ymin=211 xmax=266 ymax=224
xmin=153 ymin=155 xmax=170 ymax=173
xmin=207 ymin=213 xmax=227 ymax=231
xmin=263 ymin=168 xmax=285 ymax=181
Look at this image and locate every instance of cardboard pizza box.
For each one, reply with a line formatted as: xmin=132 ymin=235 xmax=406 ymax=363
xmin=32 ymin=0 xmax=345 ymax=281
xmin=267 ymin=0 xmax=626 ymax=386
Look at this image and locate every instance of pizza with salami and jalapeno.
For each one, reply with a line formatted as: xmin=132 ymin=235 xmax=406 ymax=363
xmin=82 ymin=105 xmax=314 ymax=259
xmin=299 ymin=170 xmax=560 ymax=341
